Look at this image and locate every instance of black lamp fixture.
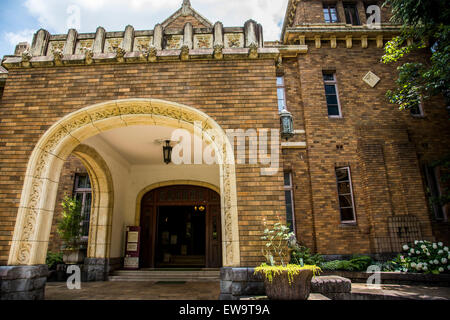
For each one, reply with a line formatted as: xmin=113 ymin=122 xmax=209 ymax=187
xmin=279 ymin=109 xmax=294 ymax=141
xmin=163 ymin=140 xmax=173 ymax=164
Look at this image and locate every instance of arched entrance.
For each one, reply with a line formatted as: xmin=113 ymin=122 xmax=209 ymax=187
xmin=8 ymin=99 xmax=240 ymax=268
xmin=140 ymin=185 xmax=222 ymax=268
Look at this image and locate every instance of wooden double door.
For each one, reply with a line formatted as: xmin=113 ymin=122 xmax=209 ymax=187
xmin=139 ymin=185 xmax=222 ymax=268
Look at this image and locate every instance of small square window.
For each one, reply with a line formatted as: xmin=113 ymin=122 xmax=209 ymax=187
xmin=323 ymin=4 xmax=339 ymax=23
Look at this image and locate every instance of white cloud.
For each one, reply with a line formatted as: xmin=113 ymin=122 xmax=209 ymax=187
xmin=4 ymin=29 xmax=35 ymax=46
xmin=22 ymin=0 xmax=287 ymax=40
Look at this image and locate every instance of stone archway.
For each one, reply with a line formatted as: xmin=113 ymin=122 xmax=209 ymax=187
xmin=8 ymin=99 xmax=240 ymax=267
xmin=72 ymin=144 xmax=114 ymax=259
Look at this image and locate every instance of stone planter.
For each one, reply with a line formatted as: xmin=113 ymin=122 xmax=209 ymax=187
xmin=264 ymin=269 xmax=314 ymax=300
xmin=62 ymin=249 xmax=85 ymax=265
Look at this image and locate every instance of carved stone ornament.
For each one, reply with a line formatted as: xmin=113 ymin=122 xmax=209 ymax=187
xmin=52 ymin=49 xmax=64 ymax=66
xmin=148 ymin=46 xmax=157 ymax=63
xmin=213 ymin=44 xmax=224 ymax=60
xmin=180 ymin=45 xmax=190 ymax=61
xmin=248 ymin=43 xmax=258 ymax=59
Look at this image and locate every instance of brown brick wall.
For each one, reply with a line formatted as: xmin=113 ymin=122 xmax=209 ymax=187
xmin=282 ymin=42 xmax=450 ymax=254
xmin=0 ymin=59 xmax=286 ymax=266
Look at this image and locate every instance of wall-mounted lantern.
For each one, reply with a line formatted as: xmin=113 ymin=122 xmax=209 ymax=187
xmin=163 ymin=140 xmax=173 ymax=164
xmin=279 ymin=109 xmax=294 ymax=140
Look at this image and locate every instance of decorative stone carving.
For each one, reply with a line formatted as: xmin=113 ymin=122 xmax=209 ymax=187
xmin=194 ymin=35 xmax=212 ymax=49
xmin=363 ymin=71 xmax=381 ymax=88
xmin=47 ymin=41 xmax=65 ymax=56
xmin=115 ymin=47 xmax=126 ymax=62
xmin=105 ymin=38 xmax=123 ymax=53
xmin=166 ymin=35 xmax=183 ymax=50
xmin=248 ymin=43 xmax=258 ymax=59
xmin=21 ymin=51 xmax=32 ymax=68
xmin=213 ymin=44 xmax=224 ymax=60
xmin=180 ymin=45 xmax=190 ymax=61
xmin=133 ymin=37 xmax=153 ymax=52
xmin=75 ymin=40 xmax=94 ymax=54
xmin=52 ymin=49 xmax=64 ymax=66
xmin=148 ymin=46 xmax=157 ymax=62
xmin=84 ymin=48 xmax=94 ymax=65
xmin=224 ymin=33 xmax=244 ymax=48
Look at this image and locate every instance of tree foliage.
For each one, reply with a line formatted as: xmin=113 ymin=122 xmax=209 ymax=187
xmin=57 ymin=195 xmax=83 ymax=250
xmin=382 ymin=0 xmax=450 ymax=111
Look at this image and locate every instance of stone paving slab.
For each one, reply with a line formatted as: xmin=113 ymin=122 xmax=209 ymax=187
xmin=45 ymin=281 xmax=220 ymax=300
xmin=350 ymin=284 xmax=450 ymax=300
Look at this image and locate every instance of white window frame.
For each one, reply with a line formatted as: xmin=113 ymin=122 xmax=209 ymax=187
xmin=335 ymin=166 xmax=357 ymax=224
xmin=277 ymin=76 xmax=287 ymax=112
xmin=323 ymin=72 xmax=342 ymax=118
xmin=284 ymin=171 xmax=297 ymax=234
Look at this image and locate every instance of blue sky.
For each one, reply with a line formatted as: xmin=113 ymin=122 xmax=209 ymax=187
xmin=0 ymin=0 xmax=287 ymax=59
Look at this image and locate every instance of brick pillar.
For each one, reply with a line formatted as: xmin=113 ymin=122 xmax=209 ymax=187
xmin=0 ymin=265 xmax=48 ymax=300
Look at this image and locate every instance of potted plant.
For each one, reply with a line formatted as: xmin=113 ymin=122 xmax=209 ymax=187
xmin=254 ymin=222 xmax=321 ymax=300
xmin=57 ymin=195 xmax=85 ymax=265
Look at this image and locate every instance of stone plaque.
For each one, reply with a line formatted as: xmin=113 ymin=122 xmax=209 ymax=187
xmin=105 ymin=38 xmax=124 ymax=53
xmin=166 ymin=35 xmax=183 ymax=49
xmin=75 ymin=39 xmax=94 ymax=54
xmin=194 ymin=34 xmax=213 ymax=49
xmin=224 ymin=33 xmax=244 ymax=48
xmin=363 ymin=71 xmax=381 ymax=88
xmin=47 ymin=41 xmax=65 ymax=56
xmin=133 ymin=36 xmax=153 ymax=52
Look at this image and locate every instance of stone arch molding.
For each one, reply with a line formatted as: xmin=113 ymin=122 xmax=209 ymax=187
xmin=8 ymin=99 xmax=240 ymax=267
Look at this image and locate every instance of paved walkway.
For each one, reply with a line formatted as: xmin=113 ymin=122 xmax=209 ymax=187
xmin=45 ymin=281 xmax=220 ymax=300
xmin=45 ymin=281 xmax=450 ymax=300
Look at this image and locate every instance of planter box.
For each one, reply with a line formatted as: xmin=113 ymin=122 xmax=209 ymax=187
xmin=263 ymin=269 xmax=313 ymax=300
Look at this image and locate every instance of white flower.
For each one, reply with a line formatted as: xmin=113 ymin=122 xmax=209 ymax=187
xmin=415 ymin=240 xmax=419 ymax=245
xmin=434 ymin=259 xmax=440 ymax=265
xmin=438 ymin=242 xmax=443 ymax=247
xmin=416 ymin=251 xmax=421 ymax=254
xmin=411 ymin=262 xmax=417 ymax=268
xmin=427 ymin=253 xmax=431 ymax=256
xmin=423 ymin=266 xmax=428 ymax=271
xmin=439 ymin=268 xmax=444 ymax=272
xmin=410 ymin=248 xmax=415 ymax=253
xmin=444 ymin=247 xmax=449 ymax=252
xmin=429 ymin=260 xmax=434 ymax=265
xmin=403 ymin=245 xmax=409 ymax=251
xmin=421 ymin=245 xmax=426 ymax=249
xmin=438 ymin=250 xmax=444 ymax=255
xmin=417 ymin=263 xmax=423 ymax=269
xmin=441 ymin=258 xmax=448 ymax=264
xmin=433 ymin=244 xmax=438 ymax=249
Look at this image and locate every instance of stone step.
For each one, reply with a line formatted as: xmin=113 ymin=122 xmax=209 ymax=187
xmin=109 ymin=269 xmax=220 ymax=282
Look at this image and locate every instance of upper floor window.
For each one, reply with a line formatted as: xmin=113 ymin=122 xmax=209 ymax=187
xmin=277 ymin=76 xmax=287 ymax=112
xmin=335 ymin=167 xmax=357 ymax=223
xmin=323 ymin=4 xmax=339 ymax=23
xmin=73 ymin=174 xmax=92 ymax=239
xmin=284 ymin=172 xmax=296 ymax=233
xmin=323 ymin=72 xmax=342 ymax=117
xmin=344 ymin=3 xmax=361 ymax=25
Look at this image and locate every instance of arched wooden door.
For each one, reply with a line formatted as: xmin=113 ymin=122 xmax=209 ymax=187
xmin=139 ymin=185 xmax=222 ymax=268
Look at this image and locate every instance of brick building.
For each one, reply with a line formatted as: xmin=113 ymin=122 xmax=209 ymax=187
xmin=0 ymin=0 xmax=448 ymax=299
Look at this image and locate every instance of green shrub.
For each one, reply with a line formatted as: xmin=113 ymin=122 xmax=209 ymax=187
xmin=46 ymin=251 xmax=63 ymax=270
xmin=57 ymin=195 xmax=83 ymax=250
xmin=349 ymin=255 xmax=373 ymax=271
xmin=290 ymin=245 xmax=324 ymax=266
xmin=320 ymin=256 xmax=373 ymax=272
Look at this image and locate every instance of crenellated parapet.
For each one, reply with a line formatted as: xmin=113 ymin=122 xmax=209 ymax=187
xmin=2 ymin=4 xmax=277 ymax=70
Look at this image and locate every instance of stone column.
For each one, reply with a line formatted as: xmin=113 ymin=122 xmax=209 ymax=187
xmin=122 ymin=25 xmax=135 ymax=52
xmin=356 ymin=0 xmax=367 ymax=25
xmin=153 ymin=24 xmax=164 ymax=51
xmin=63 ymin=29 xmax=78 ymax=55
xmin=183 ymin=22 xmax=193 ymax=49
xmin=213 ymin=22 xmax=224 ymax=47
xmin=30 ymin=29 xmax=50 ymax=56
xmin=93 ymin=27 xmax=106 ymax=53
xmin=244 ymin=20 xmax=258 ymax=47
xmin=0 ymin=265 xmax=48 ymax=300
xmin=337 ymin=1 xmax=345 ymax=24
xmin=257 ymin=24 xmax=264 ymax=48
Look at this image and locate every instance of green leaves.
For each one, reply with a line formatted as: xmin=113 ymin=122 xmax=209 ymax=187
xmin=382 ymin=1 xmax=450 ymax=111
xmin=57 ymin=195 xmax=84 ymax=250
